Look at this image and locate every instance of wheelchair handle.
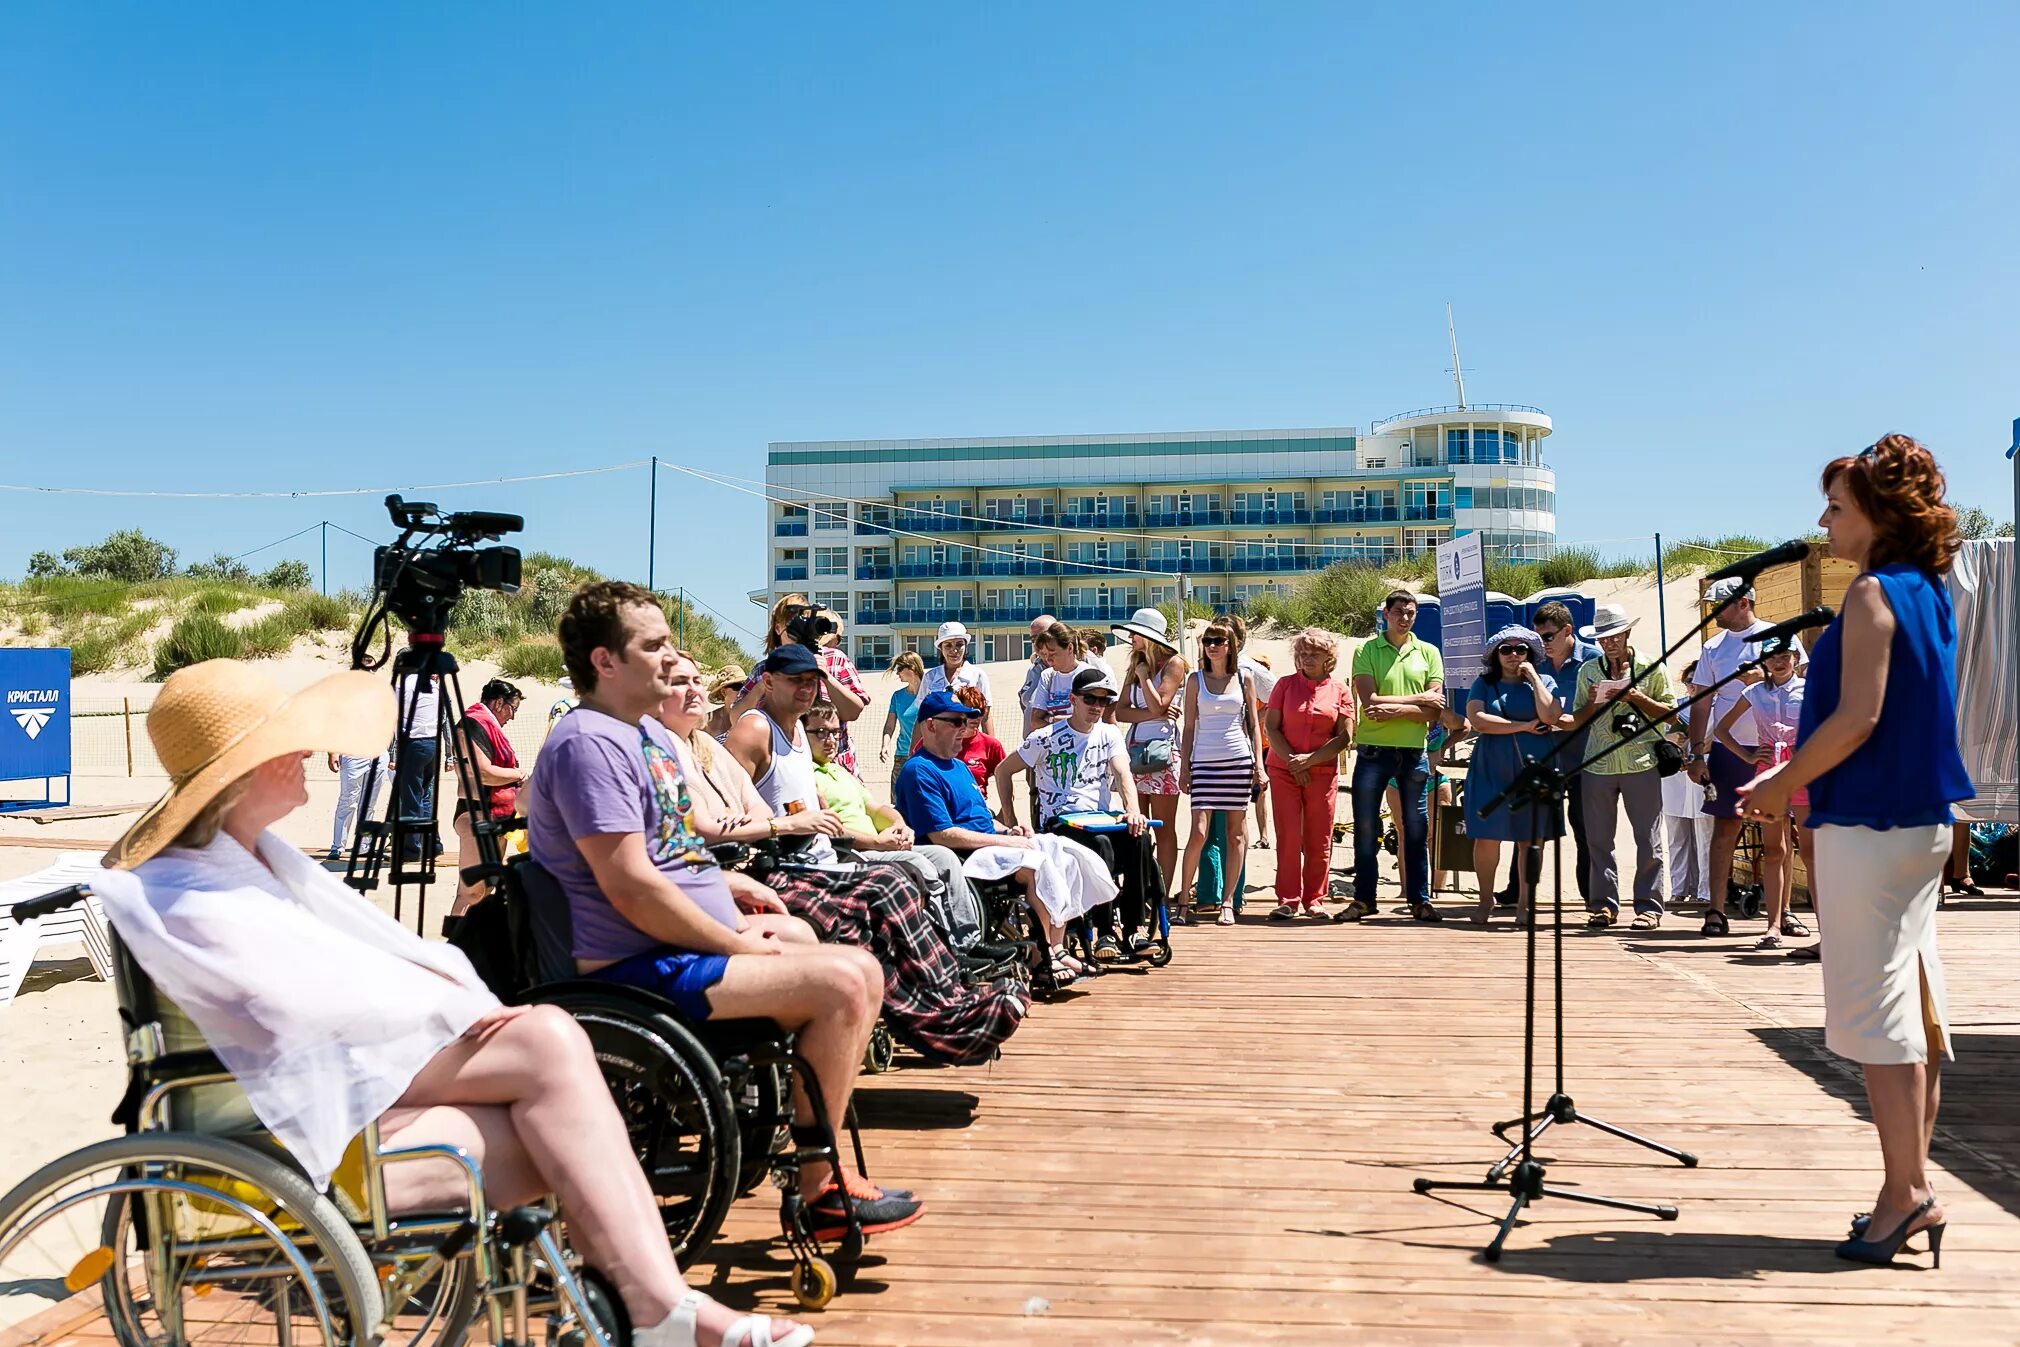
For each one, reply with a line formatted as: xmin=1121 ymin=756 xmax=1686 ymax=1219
xmin=10 ymin=883 xmax=91 ymax=921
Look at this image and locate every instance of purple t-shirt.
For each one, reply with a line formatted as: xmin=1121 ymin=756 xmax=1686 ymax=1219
xmin=525 ymin=707 xmax=739 ymax=962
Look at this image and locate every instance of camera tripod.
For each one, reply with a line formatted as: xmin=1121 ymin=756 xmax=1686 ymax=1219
xmin=1411 ymin=580 xmax=1829 ymax=1260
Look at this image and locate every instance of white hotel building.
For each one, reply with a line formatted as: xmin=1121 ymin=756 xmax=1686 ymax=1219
xmin=762 ymin=404 xmax=1557 ymax=665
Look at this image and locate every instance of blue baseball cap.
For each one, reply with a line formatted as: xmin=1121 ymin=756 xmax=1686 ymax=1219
xmin=758 ymin=644 xmax=820 ymax=677
xmin=917 ymin=690 xmax=982 ymax=721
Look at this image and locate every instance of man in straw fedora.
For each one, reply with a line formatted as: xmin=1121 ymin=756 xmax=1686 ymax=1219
xmin=90 ymin=658 xmax=818 ymax=1347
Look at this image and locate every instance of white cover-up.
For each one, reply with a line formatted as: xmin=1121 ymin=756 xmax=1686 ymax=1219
xmin=92 ymin=831 xmax=499 ymax=1191
xmin=960 ymin=834 xmax=1117 ymax=925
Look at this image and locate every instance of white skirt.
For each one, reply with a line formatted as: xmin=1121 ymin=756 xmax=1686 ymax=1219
xmin=1812 ymin=823 xmax=1953 ymax=1066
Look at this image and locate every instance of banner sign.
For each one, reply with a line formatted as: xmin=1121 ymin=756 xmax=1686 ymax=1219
xmin=0 ymin=648 xmax=72 ymax=781
xmin=1435 ymin=534 xmax=1486 ymax=678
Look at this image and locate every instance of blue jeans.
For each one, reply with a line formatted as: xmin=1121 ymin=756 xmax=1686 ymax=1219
xmin=1353 ymin=745 xmax=1430 ymax=907
xmin=394 ymin=736 xmax=440 ymax=855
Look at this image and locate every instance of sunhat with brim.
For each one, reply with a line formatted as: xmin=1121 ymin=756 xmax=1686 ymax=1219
xmin=1579 ymin=603 xmax=1638 ymax=642
xmin=935 ymin=620 xmax=971 ymax=647
xmin=1110 ymin=606 xmax=1175 ymax=651
xmin=104 ymin=660 xmax=395 ymax=871
xmin=1485 ymin=625 xmax=1545 ymax=663
xmin=707 ymin=665 xmax=747 ymax=699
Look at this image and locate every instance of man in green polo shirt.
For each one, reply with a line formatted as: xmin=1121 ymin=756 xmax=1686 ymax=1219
xmin=1344 ymin=589 xmax=1447 ymax=921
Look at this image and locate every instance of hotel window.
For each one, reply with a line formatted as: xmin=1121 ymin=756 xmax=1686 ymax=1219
xmin=1405 ymin=482 xmax=1445 ymax=513
xmin=1148 ymin=584 xmax=1176 ymax=605
xmin=1446 ymin=429 xmax=1470 ymax=464
xmin=813 ymin=590 xmax=847 ymax=611
xmin=1404 ymin=528 xmax=1443 ymax=556
xmin=812 ymin=503 xmax=848 ymax=531
xmin=780 ymin=504 xmax=808 ymax=522
xmin=856 ymin=635 xmax=893 ymax=665
xmin=857 ymin=503 xmax=892 ymax=528
xmin=861 ymin=546 xmax=892 ymax=570
xmin=813 ymin=548 xmax=848 ymax=578
xmin=779 ymin=548 xmax=807 ymax=566
xmin=860 ymin=592 xmax=892 ymax=618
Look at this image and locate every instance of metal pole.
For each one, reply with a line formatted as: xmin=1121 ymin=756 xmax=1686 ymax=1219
xmin=1654 ymin=532 xmax=1667 ymax=655
xmin=677 ymin=587 xmax=685 ymax=647
xmin=1177 ymin=572 xmax=1190 ymax=665
xmin=647 ymin=456 xmax=658 ymax=591
xmin=122 ymin=698 xmax=134 ymax=777
xmin=320 ymin=521 xmax=328 ymax=596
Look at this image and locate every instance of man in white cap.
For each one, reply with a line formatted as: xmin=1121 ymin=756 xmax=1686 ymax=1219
xmin=1565 ymin=603 xmax=1674 ymax=930
xmin=1686 ymin=579 xmax=1806 ymax=938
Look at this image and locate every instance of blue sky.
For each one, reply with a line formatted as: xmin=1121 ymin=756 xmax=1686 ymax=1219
xmin=2 ymin=3 xmax=2014 ymax=641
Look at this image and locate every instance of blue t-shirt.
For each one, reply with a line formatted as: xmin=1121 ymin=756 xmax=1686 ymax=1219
xmin=1798 ymin=564 xmax=1973 ymax=829
xmin=890 ymin=686 xmax=920 ymax=762
xmin=526 ymin=707 xmax=740 ymax=961
xmin=893 ymin=748 xmax=997 ymax=839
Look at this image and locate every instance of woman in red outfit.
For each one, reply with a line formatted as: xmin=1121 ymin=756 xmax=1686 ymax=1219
xmin=1262 ymin=629 xmax=1356 ymax=918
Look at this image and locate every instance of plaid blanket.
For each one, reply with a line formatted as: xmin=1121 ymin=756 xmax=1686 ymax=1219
xmin=755 ymin=861 xmax=1027 ymax=1067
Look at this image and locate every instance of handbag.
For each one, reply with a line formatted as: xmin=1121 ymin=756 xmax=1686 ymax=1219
xmin=1129 ymin=736 xmax=1173 ymax=774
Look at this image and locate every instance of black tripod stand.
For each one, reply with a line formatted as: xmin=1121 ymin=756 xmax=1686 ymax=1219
xmin=1410 ymin=579 xmax=1828 ymax=1260
xmin=342 ymin=632 xmax=504 ymax=935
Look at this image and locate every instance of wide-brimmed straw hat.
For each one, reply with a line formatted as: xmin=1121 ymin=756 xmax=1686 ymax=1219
xmin=1110 ymin=607 xmax=1175 ymax=651
xmin=104 ymin=660 xmax=394 ymax=871
xmin=1579 ymin=603 xmax=1638 ymax=642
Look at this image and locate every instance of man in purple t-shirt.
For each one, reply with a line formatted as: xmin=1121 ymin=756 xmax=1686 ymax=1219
xmin=526 ymin=580 xmax=924 ymax=1240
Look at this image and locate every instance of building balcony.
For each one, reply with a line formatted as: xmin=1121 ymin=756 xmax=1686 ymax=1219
xmin=1141 ymin=510 xmax=1227 ymax=529
xmin=973 ymin=515 xmax=1057 ymax=532
xmin=1057 ymin=604 xmax=1140 ymax=625
xmin=973 ymin=558 xmax=1062 ymax=578
xmin=773 ymin=566 xmax=808 ymax=582
xmin=976 ymin=607 xmax=1053 ymax=626
xmin=1224 ymin=509 xmax=1314 ymax=527
xmin=1404 ymin=505 xmax=1456 ymax=522
xmin=892 ymin=511 xmax=979 ymax=533
xmin=896 ymin=561 xmax=978 ymax=579
xmin=773 ymin=520 xmax=809 ymax=537
xmin=1058 ymin=512 xmax=1141 ymax=531
xmin=854 ymin=609 xmax=893 ymax=627
xmin=853 ymin=522 xmax=892 ymax=537
xmin=1313 ymin=506 xmax=1401 ymax=525
xmin=891 ymin=607 xmax=978 ymax=626
xmin=855 ymin=565 xmax=894 ymax=581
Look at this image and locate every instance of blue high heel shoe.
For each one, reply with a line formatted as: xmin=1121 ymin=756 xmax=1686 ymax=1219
xmin=1836 ymin=1196 xmax=1943 ymax=1268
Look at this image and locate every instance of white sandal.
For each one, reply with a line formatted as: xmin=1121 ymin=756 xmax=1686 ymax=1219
xmin=639 ymin=1290 xmax=814 ymax=1347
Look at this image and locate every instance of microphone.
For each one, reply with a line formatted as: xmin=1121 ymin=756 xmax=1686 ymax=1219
xmin=1704 ymin=538 xmax=1810 ymax=584
xmin=1749 ymin=606 xmax=1834 ymax=655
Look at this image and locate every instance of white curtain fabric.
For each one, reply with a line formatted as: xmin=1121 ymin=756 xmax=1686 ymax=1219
xmin=93 ymin=832 xmax=498 ymax=1190
xmin=1946 ymin=539 xmax=2017 ymax=823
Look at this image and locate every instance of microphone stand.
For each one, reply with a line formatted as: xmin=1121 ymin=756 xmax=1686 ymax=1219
xmin=1411 ymin=580 xmax=1808 ymax=1260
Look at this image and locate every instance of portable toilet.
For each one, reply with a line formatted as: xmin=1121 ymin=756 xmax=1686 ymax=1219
xmin=1524 ymin=587 xmax=1596 ymax=635
xmin=1484 ymin=591 xmax=1521 ymax=633
xmin=1372 ymin=592 xmax=1442 ymax=650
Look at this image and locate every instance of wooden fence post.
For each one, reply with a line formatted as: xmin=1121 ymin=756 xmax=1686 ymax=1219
xmin=123 ymin=698 xmax=134 ymax=777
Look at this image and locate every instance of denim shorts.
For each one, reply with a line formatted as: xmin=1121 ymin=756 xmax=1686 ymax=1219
xmin=588 ymin=947 xmax=731 ymax=1021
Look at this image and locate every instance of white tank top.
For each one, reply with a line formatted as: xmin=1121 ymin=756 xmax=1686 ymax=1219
xmin=1191 ymin=670 xmax=1252 ymax=763
xmin=740 ymin=710 xmax=835 ymax=865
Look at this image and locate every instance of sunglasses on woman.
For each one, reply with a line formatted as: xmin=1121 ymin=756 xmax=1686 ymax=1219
xmin=1497 ymin=645 xmax=1530 ymax=657
xmin=1201 ymin=636 xmax=1228 ymax=647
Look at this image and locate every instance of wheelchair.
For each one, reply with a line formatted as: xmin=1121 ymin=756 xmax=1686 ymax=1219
xmin=959 ymin=826 xmax=1172 ymax=999
xmin=0 ymin=885 xmax=623 ymax=1347
xmin=476 ymin=855 xmax=874 ymax=1310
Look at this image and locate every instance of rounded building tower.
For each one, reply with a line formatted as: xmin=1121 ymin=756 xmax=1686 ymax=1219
xmin=1362 ymin=405 xmax=1557 ymax=560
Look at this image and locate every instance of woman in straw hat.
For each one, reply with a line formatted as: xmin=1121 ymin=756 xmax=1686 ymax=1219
xmin=1112 ymin=607 xmax=1187 ymax=919
xmin=89 ymin=659 xmax=813 ymax=1347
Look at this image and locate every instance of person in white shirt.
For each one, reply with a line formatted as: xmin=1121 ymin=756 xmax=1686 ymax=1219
xmin=995 ymin=666 xmax=1155 ymax=962
xmin=1023 ymin=620 xmax=1099 ymax=735
xmin=1660 ymin=660 xmax=1714 ymax=906
xmin=919 ymin=619 xmax=991 ymax=705
xmin=1686 ymin=579 xmax=1806 ymax=937
xmin=1014 ymin=613 xmax=1058 ymax=719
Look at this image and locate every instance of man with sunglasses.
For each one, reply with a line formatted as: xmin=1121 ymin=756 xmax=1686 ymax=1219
xmin=996 ymin=667 xmax=1155 ymax=960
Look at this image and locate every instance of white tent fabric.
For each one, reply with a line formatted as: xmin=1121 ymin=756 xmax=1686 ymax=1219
xmin=1946 ymin=539 xmax=2016 ymax=824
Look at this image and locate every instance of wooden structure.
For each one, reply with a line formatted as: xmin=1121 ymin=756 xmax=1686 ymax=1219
xmin=678 ymin=897 xmax=2020 ymax=1344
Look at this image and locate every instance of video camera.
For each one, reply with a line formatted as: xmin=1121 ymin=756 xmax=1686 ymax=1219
xmin=352 ymin=495 xmax=523 ymax=668
xmin=783 ymin=602 xmax=839 ymax=650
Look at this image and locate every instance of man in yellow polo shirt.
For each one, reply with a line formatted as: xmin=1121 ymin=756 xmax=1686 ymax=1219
xmin=1343 ymin=589 xmax=1447 ymax=922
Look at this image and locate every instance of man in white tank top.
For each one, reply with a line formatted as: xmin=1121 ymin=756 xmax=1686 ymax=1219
xmin=725 ymin=644 xmax=845 ymax=866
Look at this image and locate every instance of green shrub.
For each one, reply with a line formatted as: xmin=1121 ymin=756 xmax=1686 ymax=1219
xmin=450 ymin=589 xmax=518 ymax=645
xmin=23 ymin=577 xmax=130 ymax=621
xmin=186 ymin=553 xmax=253 ymax=582
xmin=258 ymin=559 xmax=313 ymax=590
xmin=527 ymin=568 xmax=574 ymax=627
xmin=190 ymin=587 xmax=255 ymax=616
xmin=153 ymin=613 xmax=246 ymax=679
xmin=1659 ymin=535 xmax=1771 ymax=576
xmin=283 ymin=592 xmax=354 ymax=631
xmin=499 ymin=639 xmax=567 ymax=681
xmin=239 ymin=612 xmax=299 ymax=658
xmin=68 ymin=630 xmax=122 ymax=675
xmin=17 ymin=610 xmax=46 ymax=638
xmin=57 ymin=528 xmax=178 ymax=582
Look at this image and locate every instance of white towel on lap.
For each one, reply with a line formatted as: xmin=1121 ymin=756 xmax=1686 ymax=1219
xmin=960 ymin=835 xmax=1117 ymax=925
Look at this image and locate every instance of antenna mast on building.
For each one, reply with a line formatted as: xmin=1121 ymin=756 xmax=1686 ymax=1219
xmin=1446 ymin=303 xmax=1469 ymax=410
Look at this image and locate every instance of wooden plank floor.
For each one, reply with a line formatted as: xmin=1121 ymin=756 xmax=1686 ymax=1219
xmin=689 ymin=890 xmax=2020 ymax=1346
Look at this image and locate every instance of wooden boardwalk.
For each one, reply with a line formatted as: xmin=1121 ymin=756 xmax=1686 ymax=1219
xmin=692 ymin=893 xmax=2020 ymax=1346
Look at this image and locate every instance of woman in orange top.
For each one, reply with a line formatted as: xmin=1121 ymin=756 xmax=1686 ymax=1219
xmin=1262 ymin=628 xmax=1356 ymax=917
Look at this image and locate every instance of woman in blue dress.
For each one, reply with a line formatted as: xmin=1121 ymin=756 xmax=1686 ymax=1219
xmin=1740 ymin=434 xmax=1972 ymax=1268
xmin=1462 ymin=626 xmax=1561 ymax=926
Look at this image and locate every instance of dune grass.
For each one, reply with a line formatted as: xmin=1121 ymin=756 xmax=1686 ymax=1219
xmin=498 ymin=639 xmax=567 ymax=681
xmin=152 ymin=612 xmax=247 ymax=678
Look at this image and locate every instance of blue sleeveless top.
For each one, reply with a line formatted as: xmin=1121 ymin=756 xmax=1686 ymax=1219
xmin=1797 ymin=563 xmax=1973 ymax=829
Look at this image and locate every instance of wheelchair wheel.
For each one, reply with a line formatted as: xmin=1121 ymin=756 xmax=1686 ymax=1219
xmin=721 ymin=1057 xmax=792 ymax=1198
xmin=0 ymin=1132 xmax=383 ymax=1347
xmin=790 ymin=1255 xmax=837 ymax=1311
xmin=1142 ymin=938 xmax=1173 ymax=968
xmin=538 ymin=992 xmax=741 ymax=1259
xmin=863 ymin=1021 xmax=896 ymax=1074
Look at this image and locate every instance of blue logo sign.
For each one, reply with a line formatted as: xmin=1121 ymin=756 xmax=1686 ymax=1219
xmin=0 ymin=648 xmax=72 ymax=781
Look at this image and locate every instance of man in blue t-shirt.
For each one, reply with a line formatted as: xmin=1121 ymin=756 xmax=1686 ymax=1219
xmin=526 ymin=579 xmax=922 ymax=1240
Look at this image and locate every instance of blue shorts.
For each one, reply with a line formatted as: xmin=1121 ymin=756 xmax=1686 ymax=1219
xmin=589 ymin=947 xmax=731 ymax=1022
xmin=1704 ymin=744 xmax=1754 ymax=821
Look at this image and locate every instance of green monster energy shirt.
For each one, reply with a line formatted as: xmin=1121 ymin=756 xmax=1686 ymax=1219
xmin=1017 ymin=720 xmax=1128 ymax=826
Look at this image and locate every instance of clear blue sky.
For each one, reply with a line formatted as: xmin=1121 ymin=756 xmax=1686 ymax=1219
xmin=3 ymin=3 xmax=2014 ymax=644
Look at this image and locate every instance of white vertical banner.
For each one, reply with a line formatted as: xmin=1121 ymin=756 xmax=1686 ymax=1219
xmin=1436 ymin=533 xmax=1486 ymax=675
